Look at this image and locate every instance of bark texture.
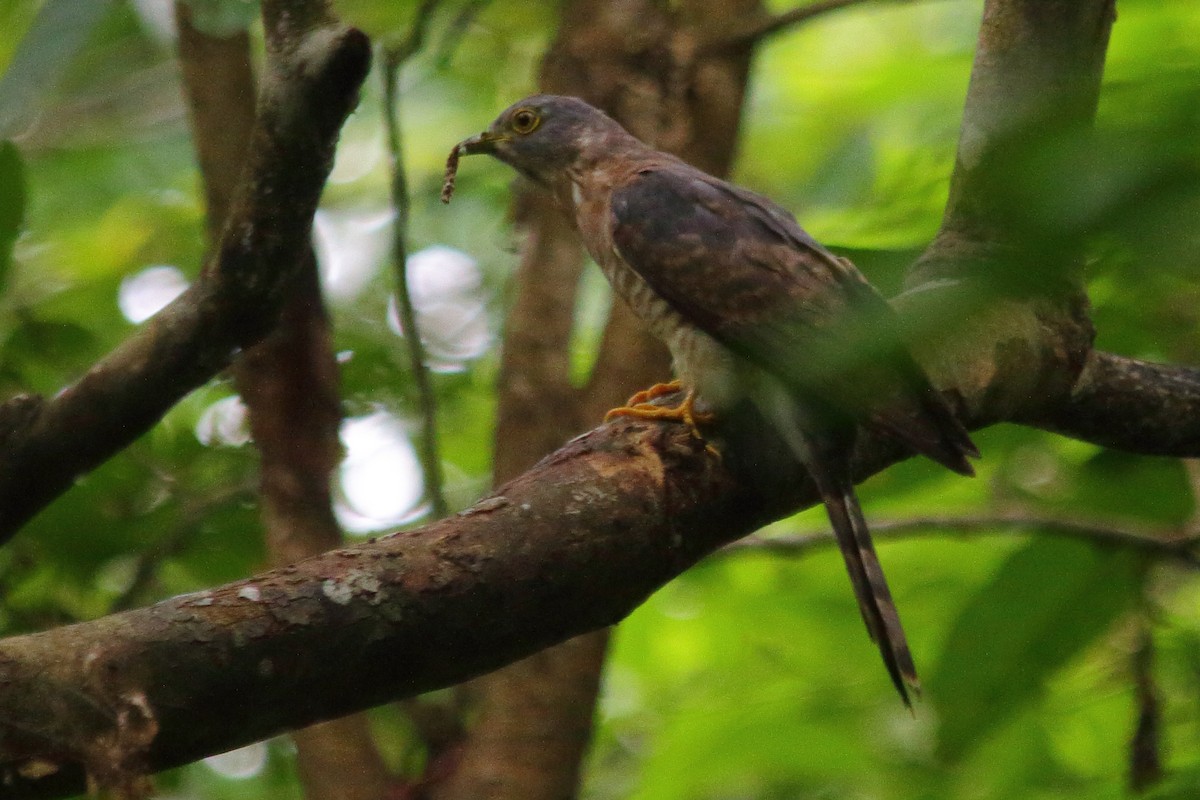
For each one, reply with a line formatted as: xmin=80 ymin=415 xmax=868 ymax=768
xmin=0 ymin=405 xmax=808 ymax=798
xmin=175 ymin=7 xmax=392 ymax=800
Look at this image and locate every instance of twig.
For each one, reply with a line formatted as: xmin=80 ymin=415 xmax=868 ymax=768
xmin=724 ymin=514 xmax=1200 ymax=567
xmin=707 ymin=0 xmax=900 ymax=52
xmin=388 ymin=0 xmax=441 ymax=63
xmin=382 ymin=0 xmax=449 ymax=519
xmin=1129 ymin=620 xmax=1163 ymax=793
xmin=435 ymin=0 xmax=493 ymax=69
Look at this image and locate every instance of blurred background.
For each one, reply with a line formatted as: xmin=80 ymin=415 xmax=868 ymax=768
xmin=1 ymin=0 xmax=1199 ymax=798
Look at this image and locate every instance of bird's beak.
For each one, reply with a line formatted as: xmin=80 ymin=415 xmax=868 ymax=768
xmin=455 ymin=130 xmax=508 ymax=156
xmin=442 ymin=130 xmax=511 ymax=204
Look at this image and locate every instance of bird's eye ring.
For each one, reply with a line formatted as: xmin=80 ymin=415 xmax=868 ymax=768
xmin=511 ymin=108 xmax=541 ymax=135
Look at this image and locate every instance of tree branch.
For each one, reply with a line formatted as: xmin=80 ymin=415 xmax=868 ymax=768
xmin=1129 ymin=622 xmax=1164 ymax=792
xmin=176 ymin=6 xmax=393 ymax=799
xmin=894 ymin=0 xmax=1200 ymax=464
xmin=173 ymin=9 xmax=393 ymax=800
xmin=0 ymin=22 xmax=370 ymax=544
xmin=1033 ymin=350 xmax=1200 ymax=458
xmin=0 ymin=408 xmax=812 ymax=798
xmin=724 ymin=514 xmax=1200 ymax=567
xmin=909 ymin=0 xmax=1116 ymax=291
xmin=708 ymin=0 xmax=905 ymax=52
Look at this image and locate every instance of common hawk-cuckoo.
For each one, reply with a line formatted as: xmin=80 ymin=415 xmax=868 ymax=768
xmin=446 ymin=95 xmax=978 ymax=705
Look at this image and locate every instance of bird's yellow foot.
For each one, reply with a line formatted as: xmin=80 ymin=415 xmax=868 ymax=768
xmin=621 ymin=379 xmax=684 ymax=407
xmin=604 ymin=386 xmax=719 ymax=457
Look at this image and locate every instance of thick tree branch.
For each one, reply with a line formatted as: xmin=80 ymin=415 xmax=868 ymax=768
xmin=0 ymin=407 xmax=812 ymax=798
xmin=0 ymin=22 xmax=370 ymax=544
xmin=8 ymin=349 xmax=1193 ymax=797
xmin=898 ymin=0 xmax=1115 ymax=444
xmin=910 ymin=0 xmax=1116 ymax=290
xmin=1032 ymin=351 xmax=1200 ymax=458
xmin=898 ymin=0 xmax=1200 ymax=462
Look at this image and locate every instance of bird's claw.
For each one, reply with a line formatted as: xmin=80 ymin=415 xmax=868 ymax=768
xmin=621 ymin=379 xmax=684 ymax=407
xmin=604 ymin=387 xmax=720 ymax=459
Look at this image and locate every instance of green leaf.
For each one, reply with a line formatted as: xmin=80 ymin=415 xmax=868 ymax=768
xmin=930 ymin=536 xmax=1146 ymax=763
xmin=0 ymin=141 xmax=23 ymax=292
xmin=0 ymin=0 xmax=113 ymax=139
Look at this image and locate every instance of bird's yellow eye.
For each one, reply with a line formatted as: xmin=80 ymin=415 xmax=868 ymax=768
xmin=510 ymin=108 xmax=541 ymax=135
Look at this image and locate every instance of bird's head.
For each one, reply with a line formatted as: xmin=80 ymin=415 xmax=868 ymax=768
xmin=452 ymin=95 xmax=633 ymax=186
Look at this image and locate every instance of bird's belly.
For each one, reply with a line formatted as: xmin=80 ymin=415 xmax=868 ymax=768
xmin=608 ymin=259 xmax=743 ymax=411
xmin=669 ymin=324 xmax=744 ymax=412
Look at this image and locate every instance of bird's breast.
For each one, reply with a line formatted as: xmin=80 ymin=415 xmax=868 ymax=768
xmin=570 ymin=181 xmax=743 ymax=411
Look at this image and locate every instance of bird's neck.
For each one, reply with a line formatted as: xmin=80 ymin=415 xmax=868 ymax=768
xmin=566 ymin=130 xmax=656 ymax=184
xmin=560 ymin=141 xmax=663 ymax=210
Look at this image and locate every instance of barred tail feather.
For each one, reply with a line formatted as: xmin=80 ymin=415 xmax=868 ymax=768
xmin=756 ymin=383 xmax=920 ymax=706
xmin=809 ymin=458 xmax=920 ymax=707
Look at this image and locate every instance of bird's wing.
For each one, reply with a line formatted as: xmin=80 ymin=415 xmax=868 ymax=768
xmin=609 ymin=165 xmax=898 ymax=410
xmin=609 ymin=165 xmax=978 ymax=472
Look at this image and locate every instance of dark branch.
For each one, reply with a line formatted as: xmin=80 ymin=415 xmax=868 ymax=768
xmin=706 ymin=0 xmax=904 ymax=52
xmin=724 ymin=514 xmax=1200 ymax=567
xmin=1034 ymin=351 xmax=1200 ymax=458
xmin=1129 ymin=624 xmax=1164 ymax=792
xmin=0 ymin=408 xmax=813 ymax=798
xmin=0 ymin=24 xmax=370 ymax=544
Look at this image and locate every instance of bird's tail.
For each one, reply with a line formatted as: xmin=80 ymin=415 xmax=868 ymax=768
xmin=869 ymin=358 xmax=980 ymax=478
xmin=755 ymin=383 xmax=920 ymax=705
xmin=806 ymin=451 xmax=920 ymax=708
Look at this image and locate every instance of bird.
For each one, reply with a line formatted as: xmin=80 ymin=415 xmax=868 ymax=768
xmin=444 ymin=94 xmax=979 ymax=706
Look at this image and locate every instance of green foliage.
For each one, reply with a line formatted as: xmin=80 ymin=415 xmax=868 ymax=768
xmin=0 ymin=141 xmax=23 ymax=292
xmin=0 ymin=0 xmax=113 ymax=138
xmin=930 ymin=537 xmax=1146 ymax=763
xmin=1 ymin=0 xmax=1200 ymax=798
